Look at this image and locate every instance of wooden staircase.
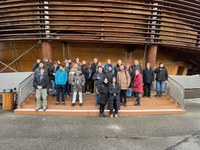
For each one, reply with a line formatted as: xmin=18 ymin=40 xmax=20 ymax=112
xmin=14 ymin=93 xmax=186 ymax=116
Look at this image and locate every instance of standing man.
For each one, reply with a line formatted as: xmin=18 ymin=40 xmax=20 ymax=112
xmin=117 ymin=65 xmax=131 ymax=106
xmin=33 ymin=68 xmax=49 ymax=111
xmin=55 ymin=65 xmax=68 ymax=105
xmin=143 ymin=63 xmax=154 ymax=98
xmin=91 ymin=58 xmax=98 ymax=93
xmin=32 ymin=59 xmax=41 ymax=72
xmin=154 ymin=63 xmax=168 ymax=97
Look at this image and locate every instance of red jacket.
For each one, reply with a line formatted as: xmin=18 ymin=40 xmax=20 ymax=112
xmin=133 ymin=73 xmax=143 ymax=93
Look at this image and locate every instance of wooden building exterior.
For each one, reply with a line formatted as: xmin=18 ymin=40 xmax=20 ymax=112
xmin=0 ymin=0 xmax=200 ymax=74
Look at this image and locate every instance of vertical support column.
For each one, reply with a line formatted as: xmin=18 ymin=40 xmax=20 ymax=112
xmin=41 ymin=41 xmax=52 ymax=60
xmin=146 ymin=45 xmax=158 ymax=68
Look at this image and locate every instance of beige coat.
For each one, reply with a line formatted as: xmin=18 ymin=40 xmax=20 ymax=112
xmin=117 ymin=70 xmax=131 ymax=90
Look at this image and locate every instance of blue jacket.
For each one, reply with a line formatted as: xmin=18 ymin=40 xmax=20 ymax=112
xmin=55 ymin=70 xmax=67 ymax=85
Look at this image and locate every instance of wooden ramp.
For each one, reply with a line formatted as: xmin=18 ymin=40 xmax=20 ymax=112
xmin=14 ymin=94 xmax=186 ymax=116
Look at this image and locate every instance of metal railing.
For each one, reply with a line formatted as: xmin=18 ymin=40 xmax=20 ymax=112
xmin=18 ymin=73 xmax=34 ymax=109
xmin=168 ymin=76 xmax=185 ymax=109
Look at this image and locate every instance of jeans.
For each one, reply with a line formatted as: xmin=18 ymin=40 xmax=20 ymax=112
xmin=36 ymin=89 xmax=47 ymax=109
xmin=56 ymin=84 xmax=65 ymax=103
xmin=156 ymin=81 xmax=166 ymax=96
xmin=72 ymin=92 xmax=83 ymax=104
xmin=51 ymin=80 xmax=56 ymax=95
xmin=110 ymin=99 xmax=118 ymax=114
xmin=96 ymin=94 xmax=99 ymax=105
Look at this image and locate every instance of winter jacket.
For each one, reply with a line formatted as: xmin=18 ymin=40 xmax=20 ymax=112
xmin=133 ymin=73 xmax=143 ymax=93
xmin=91 ymin=62 xmax=98 ymax=78
xmin=106 ymin=70 xmax=115 ymax=83
xmin=98 ymin=82 xmax=109 ymax=105
xmin=49 ymin=66 xmax=59 ymax=81
xmin=117 ymin=70 xmax=131 ymax=90
xmin=143 ymin=67 xmax=154 ymax=84
xmin=55 ymin=70 xmax=67 ymax=85
xmin=33 ymin=73 xmax=49 ymax=89
xmin=108 ymin=82 xmax=120 ymax=110
xmin=93 ymin=72 xmax=106 ymax=89
xmin=71 ymin=73 xmax=85 ymax=92
xmin=69 ymin=68 xmax=77 ymax=84
xmin=154 ymin=67 xmax=168 ymax=81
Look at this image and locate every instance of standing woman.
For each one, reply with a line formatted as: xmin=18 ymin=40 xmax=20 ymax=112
xmin=98 ymin=78 xmax=109 ymax=117
xmin=108 ymin=77 xmax=120 ymax=118
xmin=133 ymin=69 xmax=143 ymax=106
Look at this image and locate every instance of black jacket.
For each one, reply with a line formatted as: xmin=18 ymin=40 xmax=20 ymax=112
xmin=106 ymin=71 xmax=115 ymax=83
xmin=98 ymin=82 xmax=108 ymax=105
xmin=154 ymin=67 xmax=168 ymax=81
xmin=143 ymin=68 xmax=154 ymax=83
xmin=33 ymin=73 xmax=49 ymax=89
xmin=91 ymin=63 xmax=98 ymax=77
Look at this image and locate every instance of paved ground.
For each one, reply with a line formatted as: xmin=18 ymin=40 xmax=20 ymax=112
xmin=0 ymin=99 xmax=200 ymax=150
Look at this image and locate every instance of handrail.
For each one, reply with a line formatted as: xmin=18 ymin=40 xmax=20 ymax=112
xmin=18 ymin=73 xmax=34 ymax=109
xmin=168 ymin=76 xmax=185 ymax=109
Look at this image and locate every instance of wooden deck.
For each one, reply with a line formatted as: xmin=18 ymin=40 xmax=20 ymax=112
xmin=14 ymin=93 xmax=186 ymax=116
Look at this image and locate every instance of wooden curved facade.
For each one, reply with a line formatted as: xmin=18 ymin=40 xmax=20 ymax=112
xmin=0 ymin=0 xmax=200 ymax=74
xmin=0 ymin=0 xmax=200 ymax=49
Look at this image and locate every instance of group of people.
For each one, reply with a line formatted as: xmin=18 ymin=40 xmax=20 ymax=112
xmin=33 ymin=57 xmax=168 ymax=117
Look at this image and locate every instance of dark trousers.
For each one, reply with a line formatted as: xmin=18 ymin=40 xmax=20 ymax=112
xmin=56 ymin=84 xmax=65 ymax=103
xmin=91 ymin=80 xmax=95 ymax=93
xmin=65 ymin=81 xmax=70 ymax=95
xmin=143 ymin=83 xmax=152 ymax=97
xmin=110 ymin=98 xmax=118 ymax=114
xmin=120 ymin=90 xmax=127 ymax=104
xmin=85 ymin=79 xmax=91 ymax=92
xmin=99 ymin=104 xmax=105 ymax=114
xmin=134 ymin=92 xmax=140 ymax=104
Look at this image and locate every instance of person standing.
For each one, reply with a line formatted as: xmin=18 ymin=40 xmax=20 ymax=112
xmin=93 ymin=66 xmax=106 ymax=105
xmin=49 ymin=61 xmax=58 ymax=97
xmin=84 ymin=63 xmax=92 ymax=95
xmin=133 ymin=70 xmax=143 ymax=106
xmin=98 ymin=78 xmax=109 ymax=117
xmin=114 ymin=59 xmax=122 ymax=76
xmin=71 ymin=67 xmax=85 ymax=106
xmin=55 ymin=65 xmax=68 ymax=105
xmin=65 ymin=62 xmax=71 ymax=97
xmin=106 ymin=66 xmax=115 ymax=84
xmin=91 ymin=58 xmax=98 ymax=93
xmin=33 ymin=68 xmax=49 ymax=111
xmin=143 ymin=63 xmax=154 ymax=97
xmin=32 ymin=59 xmax=41 ymax=72
xmin=104 ymin=59 xmax=114 ymax=72
xmin=117 ymin=65 xmax=131 ymax=106
xmin=154 ymin=63 xmax=168 ymax=97
xmin=108 ymin=77 xmax=120 ymax=118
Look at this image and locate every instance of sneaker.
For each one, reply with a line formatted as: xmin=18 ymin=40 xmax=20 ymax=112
xmin=35 ymin=108 xmax=40 ymax=111
xmin=56 ymin=102 xmax=60 ymax=105
xmin=62 ymin=102 xmax=65 ymax=105
xmin=43 ymin=108 xmax=47 ymax=111
xmin=115 ymin=114 xmax=118 ymax=118
xmin=79 ymin=103 xmax=83 ymax=106
xmin=71 ymin=103 xmax=75 ymax=107
xmin=110 ymin=114 xmax=113 ymax=118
